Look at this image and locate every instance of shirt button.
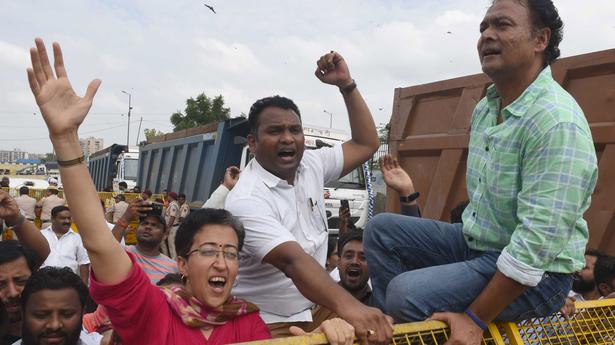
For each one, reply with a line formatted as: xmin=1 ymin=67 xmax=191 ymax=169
xmin=472 ymin=212 xmax=476 ymax=217
xmin=485 ymin=146 xmax=489 ymax=152
xmin=479 ymin=177 xmax=482 ymax=183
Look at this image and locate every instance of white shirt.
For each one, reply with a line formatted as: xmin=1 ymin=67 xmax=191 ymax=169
xmin=13 ymin=329 xmax=102 ymax=345
xmin=226 ymin=145 xmax=343 ymax=323
xmin=14 ymin=194 xmax=37 ymax=219
xmin=202 ymin=185 xmax=230 ymax=209
xmin=40 ymin=226 xmax=90 ymax=274
xmin=107 ymin=221 xmax=125 ymax=246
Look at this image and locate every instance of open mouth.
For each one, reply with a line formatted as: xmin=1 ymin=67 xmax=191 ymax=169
xmin=277 ymin=148 xmax=296 ymax=161
xmin=208 ymin=276 xmax=227 ymax=292
xmin=482 ymin=47 xmax=501 ymax=58
xmin=346 ymin=267 xmax=361 ymax=278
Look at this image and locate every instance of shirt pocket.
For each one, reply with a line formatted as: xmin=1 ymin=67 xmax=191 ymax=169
xmin=485 ymin=150 xmax=520 ymax=214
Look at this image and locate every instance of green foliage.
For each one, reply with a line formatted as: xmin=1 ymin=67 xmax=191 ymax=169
xmin=170 ymin=93 xmax=231 ymax=131
xmin=41 ymin=153 xmax=56 ymax=163
xmin=143 ymin=128 xmax=164 ymax=141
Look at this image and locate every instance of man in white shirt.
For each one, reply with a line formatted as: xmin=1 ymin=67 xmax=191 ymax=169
xmin=202 ymin=166 xmax=240 ymax=209
xmin=225 ymin=51 xmax=391 ymax=343
xmin=14 ymin=187 xmax=36 ymax=221
xmin=40 ymin=206 xmax=90 ymax=285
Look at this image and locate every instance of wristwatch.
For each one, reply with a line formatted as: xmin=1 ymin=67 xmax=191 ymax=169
xmin=399 ymin=192 xmax=420 ymax=203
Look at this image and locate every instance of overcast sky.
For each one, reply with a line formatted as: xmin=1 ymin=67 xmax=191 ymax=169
xmin=1 ymin=0 xmax=614 ymax=154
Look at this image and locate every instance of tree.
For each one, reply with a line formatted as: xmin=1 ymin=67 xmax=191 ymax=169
xmin=143 ymin=128 xmax=164 ymax=141
xmin=170 ymin=93 xmax=231 ymax=131
xmin=41 ymin=153 xmax=56 ymax=163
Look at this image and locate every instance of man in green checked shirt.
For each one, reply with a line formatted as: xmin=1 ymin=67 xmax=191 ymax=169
xmin=364 ymin=0 xmax=598 ymax=344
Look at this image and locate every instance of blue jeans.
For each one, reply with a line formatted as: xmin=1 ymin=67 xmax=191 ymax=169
xmin=364 ymin=213 xmax=572 ymax=323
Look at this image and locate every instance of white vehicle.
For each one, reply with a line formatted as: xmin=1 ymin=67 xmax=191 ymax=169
xmin=114 ymin=147 xmax=139 ymax=191
xmin=239 ymin=125 xmax=369 ymax=234
xmin=88 ymin=144 xmax=139 ymax=192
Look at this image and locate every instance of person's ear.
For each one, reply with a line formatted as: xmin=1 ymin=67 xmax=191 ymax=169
xmin=533 ymin=27 xmax=551 ymax=55
xmin=247 ymin=132 xmax=257 ymax=153
xmin=597 ymin=282 xmax=611 ymax=297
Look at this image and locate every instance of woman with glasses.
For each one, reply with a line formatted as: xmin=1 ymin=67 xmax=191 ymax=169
xmin=26 ymin=37 xmax=355 ymax=345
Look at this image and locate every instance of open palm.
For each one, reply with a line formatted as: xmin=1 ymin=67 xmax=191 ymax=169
xmin=380 ymin=154 xmax=414 ymax=195
xmin=27 ymin=38 xmax=100 ymax=139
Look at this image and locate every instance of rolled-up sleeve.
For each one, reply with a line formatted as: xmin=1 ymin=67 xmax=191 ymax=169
xmin=498 ymin=122 xmax=597 ymax=286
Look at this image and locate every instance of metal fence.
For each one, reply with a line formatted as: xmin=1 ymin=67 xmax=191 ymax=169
xmin=238 ymin=299 xmax=615 ymax=345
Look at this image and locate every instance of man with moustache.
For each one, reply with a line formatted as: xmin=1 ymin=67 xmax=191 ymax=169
xmin=364 ymin=1 xmax=598 ymax=344
xmin=40 ymin=207 xmax=90 ymax=286
xmin=309 ymin=230 xmax=372 ymax=331
xmin=569 ymin=250 xmax=605 ymax=301
xmin=225 ymin=51 xmax=392 ymax=343
xmin=13 ymin=267 xmax=101 ymax=345
xmin=0 ymin=190 xmax=50 ymax=344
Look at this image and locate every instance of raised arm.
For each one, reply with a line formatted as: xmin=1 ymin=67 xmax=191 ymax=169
xmin=111 ymin=199 xmax=150 ymax=242
xmin=26 ymin=38 xmax=131 ymax=285
xmin=0 ymin=190 xmax=50 ymax=264
xmin=314 ymin=52 xmax=379 ymax=176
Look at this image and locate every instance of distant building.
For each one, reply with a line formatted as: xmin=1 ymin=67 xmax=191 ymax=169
xmin=80 ymin=137 xmax=104 ymax=157
xmin=0 ymin=149 xmax=28 ymax=163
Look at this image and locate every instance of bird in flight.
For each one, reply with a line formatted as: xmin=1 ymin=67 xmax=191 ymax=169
xmin=204 ymin=3 xmax=216 ymax=13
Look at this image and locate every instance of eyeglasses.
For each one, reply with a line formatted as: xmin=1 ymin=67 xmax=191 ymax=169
xmin=187 ymin=244 xmax=239 ymax=261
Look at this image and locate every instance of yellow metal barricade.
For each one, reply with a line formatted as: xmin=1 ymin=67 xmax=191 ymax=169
xmin=239 ymin=299 xmax=615 ymax=345
xmin=500 ymin=299 xmax=615 ymax=345
xmin=238 ymin=320 xmax=506 ymax=345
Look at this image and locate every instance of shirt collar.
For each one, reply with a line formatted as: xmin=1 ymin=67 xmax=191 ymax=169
xmin=45 ymin=226 xmax=75 ymax=237
xmin=486 ymin=66 xmax=552 ymax=119
xmin=251 ymin=158 xmax=302 ymax=189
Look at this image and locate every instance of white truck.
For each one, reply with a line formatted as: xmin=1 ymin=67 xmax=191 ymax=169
xmin=88 ymin=144 xmax=139 ymax=192
xmin=239 ymin=125 xmax=370 ymax=233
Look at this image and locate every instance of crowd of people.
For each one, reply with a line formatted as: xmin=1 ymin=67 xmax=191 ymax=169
xmin=1 ymin=1 xmax=614 ymax=345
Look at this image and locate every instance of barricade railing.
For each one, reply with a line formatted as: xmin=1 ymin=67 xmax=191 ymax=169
xmin=2 ymin=187 xmax=164 ymax=245
xmin=500 ymin=298 xmax=615 ymax=344
xmin=238 ymin=299 xmax=615 ymax=345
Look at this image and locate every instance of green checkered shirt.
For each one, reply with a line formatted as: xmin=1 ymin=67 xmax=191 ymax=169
xmin=462 ymin=67 xmax=598 ymax=277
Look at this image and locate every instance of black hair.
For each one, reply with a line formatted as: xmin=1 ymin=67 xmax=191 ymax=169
xmin=48 ymin=188 xmax=59 ymax=195
xmin=526 ymin=0 xmax=563 ymax=66
xmin=115 ymin=194 xmax=126 ymax=201
xmin=19 ymin=186 xmax=29 ymax=195
xmin=450 ymin=200 xmax=470 ymax=224
xmin=248 ymin=95 xmax=301 ymax=135
xmin=178 ymin=193 xmax=186 ymax=199
xmin=51 ymin=205 xmax=69 ymax=219
xmin=594 ymin=255 xmax=615 ymax=289
xmin=585 ymin=249 xmax=606 ymax=258
xmin=327 ymin=236 xmax=338 ymax=258
xmin=118 ymin=182 xmax=128 ymax=188
xmin=175 ymin=208 xmax=245 ymax=258
xmin=337 ymin=230 xmax=364 ymax=257
xmin=496 ymin=0 xmax=563 ymax=66
xmin=0 ymin=241 xmax=40 ymax=272
xmin=156 ymin=273 xmax=183 ymax=287
xmin=20 ymin=267 xmax=89 ymax=309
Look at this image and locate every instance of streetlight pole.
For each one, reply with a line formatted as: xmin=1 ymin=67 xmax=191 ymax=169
xmin=121 ymin=90 xmax=132 ymax=147
xmin=323 ymin=109 xmax=332 ymax=128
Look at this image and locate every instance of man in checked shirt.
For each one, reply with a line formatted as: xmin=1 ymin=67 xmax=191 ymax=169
xmin=364 ymin=1 xmax=598 ymax=344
